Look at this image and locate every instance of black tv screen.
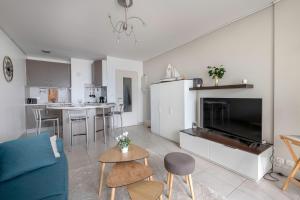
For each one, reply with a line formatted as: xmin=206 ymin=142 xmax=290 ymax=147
xmin=201 ymin=98 xmax=262 ymax=143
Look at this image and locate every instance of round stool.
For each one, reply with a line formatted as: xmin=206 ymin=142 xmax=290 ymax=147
xmin=164 ymin=152 xmax=195 ymax=200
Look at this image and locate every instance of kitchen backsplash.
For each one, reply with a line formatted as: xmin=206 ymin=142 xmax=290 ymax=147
xmin=84 ymin=86 xmax=107 ymax=103
xmin=26 ymin=87 xmax=71 ymax=104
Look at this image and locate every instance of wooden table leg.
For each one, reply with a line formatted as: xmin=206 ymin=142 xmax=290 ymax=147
xmin=98 ymin=162 xmax=106 ymax=197
xmin=144 ymin=157 xmax=148 ymax=166
xmin=187 ymin=174 xmax=195 ymax=200
xmin=283 ymin=160 xmax=300 ymax=191
xmin=110 ymin=188 xmax=116 ymax=200
xmin=168 ymin=173 xmax=174 ymax=200
xmin=144 ymin=158 xmax=153 ymax=180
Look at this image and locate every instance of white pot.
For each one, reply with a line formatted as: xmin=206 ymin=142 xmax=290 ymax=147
xmin=121 ymin=146 xmax=128 ymax=153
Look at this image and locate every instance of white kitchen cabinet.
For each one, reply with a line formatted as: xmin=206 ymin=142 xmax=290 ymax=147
xmin=150 ymin=80 xmax=196 ymax=142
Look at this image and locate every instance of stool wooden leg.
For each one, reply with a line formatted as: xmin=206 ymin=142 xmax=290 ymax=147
xmin=184 ymin=176 xmax=188 ymax=184
xmin=168 ymin=173 xmax=174 ymax=200
xmin=187 ymin=174 xmax=195 ymax=200
xmin=110 ymin=188 xmax=116 ymax=200
xmin=98 ymin=162 xmax=106 ymax=197
xmin=167 ymin=172 xmax=170 ymax=186
xmin=283 ymin=160 xmax=300 ymax=191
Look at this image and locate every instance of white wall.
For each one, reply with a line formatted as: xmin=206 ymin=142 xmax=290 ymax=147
xmin=144 ymin=7 xmax=274 ymax=142
xmin=274 ymin=0 xmax=300 ymax=174
xmin=105 ymin=56 xmax=143 ymax=124
xmin=71 ymin=58 xmax=93 ymax=104
xmin=0 ymin=29 xmax=26 ymax=142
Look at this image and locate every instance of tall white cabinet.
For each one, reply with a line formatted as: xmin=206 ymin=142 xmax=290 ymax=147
xmin=150 ymin=80 xmax=196 ymax=142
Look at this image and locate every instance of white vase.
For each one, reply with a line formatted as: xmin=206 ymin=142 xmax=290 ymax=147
xmin=121 ymin=146 xmax=128 ymax=153
xmin=214 ymin=77 xmax=219 ymax=86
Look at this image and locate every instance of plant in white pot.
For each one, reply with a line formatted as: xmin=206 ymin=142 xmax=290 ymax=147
xmin=207 ymin=65 xmax=226 ymax=86
xmin=116 ymin=132 xmax=131 ymax=153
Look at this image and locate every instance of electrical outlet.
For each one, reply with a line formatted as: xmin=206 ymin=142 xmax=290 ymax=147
xmin=275 ymin=157 xmax=285 ymax=166
xmin=286 ymin=160 xmax=295 ymax=167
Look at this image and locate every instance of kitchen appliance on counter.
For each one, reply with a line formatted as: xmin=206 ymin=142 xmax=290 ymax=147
xmin=99 ymin=96 xmax=107 ymax=103
xmin=26 ymin=98 xmax=37 ymax=104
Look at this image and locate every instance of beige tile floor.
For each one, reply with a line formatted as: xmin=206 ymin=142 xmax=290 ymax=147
xmin=66 ymin=125 xmax=300 ymax=200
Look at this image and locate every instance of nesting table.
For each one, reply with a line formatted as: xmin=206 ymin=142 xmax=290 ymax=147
xmin=127 ymin=180 xmax=164 ymax=200
xmin=98 ymin=144 xmax=153 ymax=200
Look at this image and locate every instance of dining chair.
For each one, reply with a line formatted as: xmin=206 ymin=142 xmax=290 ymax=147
xmin=32 ymin=108 xmax=60 ymax=137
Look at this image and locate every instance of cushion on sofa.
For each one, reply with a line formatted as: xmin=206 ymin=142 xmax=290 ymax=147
xmin=0 ymin=133 xmax=57 ymax=182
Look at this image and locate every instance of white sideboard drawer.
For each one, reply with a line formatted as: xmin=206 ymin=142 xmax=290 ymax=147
xmin=180 ymin=132 xmax=210 ymax=159
xmin=210 ymin=141 xmax=258 ymax=179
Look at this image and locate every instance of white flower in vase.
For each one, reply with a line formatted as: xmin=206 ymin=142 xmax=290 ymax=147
xmin=116 ymin=131 xmax=131 ymax=153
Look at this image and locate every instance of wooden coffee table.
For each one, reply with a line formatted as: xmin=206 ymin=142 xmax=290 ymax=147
xmin=107 ymin=161 xmax=153 ymax=200
xmin=98 ymin=144 xmax=150 ymax=197
xmin=127 ymin=180 xmax=164 ymax=200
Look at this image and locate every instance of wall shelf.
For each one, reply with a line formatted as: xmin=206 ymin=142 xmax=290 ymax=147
xmin=189 ymin=84 xmax=254 ymax=91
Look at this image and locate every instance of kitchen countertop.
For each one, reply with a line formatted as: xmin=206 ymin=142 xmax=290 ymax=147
xmin=46 ymin=103 xmax=115 ymax=110
xmin=25 ymin=103 xmax=72 ymax=106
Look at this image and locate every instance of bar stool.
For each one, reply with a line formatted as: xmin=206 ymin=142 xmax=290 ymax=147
xmin=94 ymin=106 xmax=115 ymax=144
xmin=33 ymin=108 xmax=60 ymax=137
xmin=68 ymin=109 xmax=89 ymax=147
xmin=112 ymin=103 xmax=124 ymax=131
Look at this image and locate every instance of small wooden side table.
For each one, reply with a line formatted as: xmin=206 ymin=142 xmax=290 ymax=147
xmin=107 ymin=161 xmax=153 ymax=200
xmin=280 ymin=135 xmax=300 ymax=191
xmin=127 ymin=180 xmax=164 ymax=200
xmin=98 ymin=144 xmax=150 ymax=197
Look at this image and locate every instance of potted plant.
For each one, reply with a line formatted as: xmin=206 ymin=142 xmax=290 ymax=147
xmin=207 ymin=65 xmax=226 ymax=86
xmin=116 ymin=132 xmax=131 ymax=153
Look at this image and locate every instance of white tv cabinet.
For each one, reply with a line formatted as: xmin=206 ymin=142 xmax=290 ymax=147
xmin=180 ymin=129 xmax=272 ymax=181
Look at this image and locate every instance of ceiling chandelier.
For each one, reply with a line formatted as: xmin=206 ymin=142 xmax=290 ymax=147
xmin=108 ymin=0 xmax=146 ymax=44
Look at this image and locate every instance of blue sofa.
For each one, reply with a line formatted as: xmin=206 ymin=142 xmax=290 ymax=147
xmin=0 ymin=133 xmax=68 ymax=200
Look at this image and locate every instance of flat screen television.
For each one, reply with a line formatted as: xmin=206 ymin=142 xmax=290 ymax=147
xmin=201 ymin=98 xmax=262 ymax=143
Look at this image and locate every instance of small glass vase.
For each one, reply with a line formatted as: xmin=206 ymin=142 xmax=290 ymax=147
xmin=214 ymin=77 xmax=219 ymax=86
xmin=121 ymin=146 xmax=128 ymax=153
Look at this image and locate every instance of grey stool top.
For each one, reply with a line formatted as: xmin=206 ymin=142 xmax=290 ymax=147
xmin=164 ymin=152 xmax=195 ymax=176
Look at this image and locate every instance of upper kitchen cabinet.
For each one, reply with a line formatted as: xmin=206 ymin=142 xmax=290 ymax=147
xmin=26 ymin=59 xmax=71 ymax=87
xmin=92 ymin=60 xmax=103 ymax=86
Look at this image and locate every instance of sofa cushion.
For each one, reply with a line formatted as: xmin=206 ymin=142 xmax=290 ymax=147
xmin=0 ymin=133 xmax=57 ymax=182
xmin=0 ymin=151 xmax=68 ymax=200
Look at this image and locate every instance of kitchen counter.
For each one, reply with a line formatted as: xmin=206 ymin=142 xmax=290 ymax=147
xmin=46 ymin=103 xmax=114 ymax=110
xmin=46 ymin=103 xmax=115 ymax=147
xmin=25 ymin=103 xmax=72 ymax=106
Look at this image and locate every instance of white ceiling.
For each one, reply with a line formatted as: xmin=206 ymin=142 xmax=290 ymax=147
xmin=0 ymin=0 xmax=273 ymax=61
